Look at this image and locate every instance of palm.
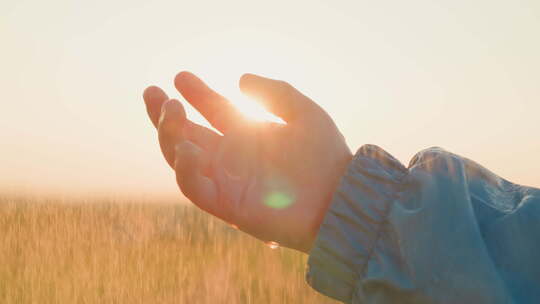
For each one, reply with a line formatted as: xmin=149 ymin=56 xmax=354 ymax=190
xmin=143 ymin=72 xmax=351 ymax=252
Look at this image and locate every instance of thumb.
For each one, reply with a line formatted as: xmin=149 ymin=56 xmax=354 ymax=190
xmin=239 ymin=74 xmax=324 ymax=123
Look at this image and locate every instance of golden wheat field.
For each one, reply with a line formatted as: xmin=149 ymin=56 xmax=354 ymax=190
xmin=0 ymin=195 xmax=337 ymax=304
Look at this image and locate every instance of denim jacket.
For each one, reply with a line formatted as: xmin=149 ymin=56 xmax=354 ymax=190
xmin=307 ymin=145 xmax=540 ymax=303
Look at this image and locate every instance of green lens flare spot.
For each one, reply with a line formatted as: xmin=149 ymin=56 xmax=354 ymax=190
xmin=264 ymin=192 xmax=293 ymax=209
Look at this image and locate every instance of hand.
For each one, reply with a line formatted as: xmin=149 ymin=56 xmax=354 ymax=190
xmin=143 ymin=72 xmax=352 ymax=253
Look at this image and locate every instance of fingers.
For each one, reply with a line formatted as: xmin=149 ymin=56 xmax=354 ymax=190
xmin=175 ymin=71 xmax=243 ymax=134
xmin=143 ymin=86 xmax=169 ymax=128
xmin=158 ymin=99 xmax=186 ymax=168
xmin=146 ymin=83 xmax=222 ymax=160
xmin=158 ymin=99 xmax=221 ymax=164
xmin=175 ymin=140 xmax=221 ymax=218
xmin=157 ymin=99 xmax=223 ymax=219
xmin=239 ymin=73 xmax=324 ymax=123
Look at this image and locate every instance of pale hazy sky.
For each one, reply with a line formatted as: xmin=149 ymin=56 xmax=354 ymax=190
xmin=1 ymin=0 xmax=539 ymax=199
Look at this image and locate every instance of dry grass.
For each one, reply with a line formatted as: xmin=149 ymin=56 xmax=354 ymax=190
xmin=0 ymin=195 xmax=337 ymax=303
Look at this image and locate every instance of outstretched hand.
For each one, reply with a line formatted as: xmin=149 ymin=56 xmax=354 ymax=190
xmin=143 ymin=72 xmax=351 ymax=253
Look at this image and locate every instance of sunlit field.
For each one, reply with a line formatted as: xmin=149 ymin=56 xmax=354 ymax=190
xmin=0 ymin=195 xmax=337 ymax=303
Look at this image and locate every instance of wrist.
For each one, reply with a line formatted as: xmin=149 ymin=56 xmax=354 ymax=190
xmin=303 ymin=150 xmax=353 ymax=254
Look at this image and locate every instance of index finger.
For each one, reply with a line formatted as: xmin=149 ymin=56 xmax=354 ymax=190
xmin=175 ymin=71 xmax=244 ymax=134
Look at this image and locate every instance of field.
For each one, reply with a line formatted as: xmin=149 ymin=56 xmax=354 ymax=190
xmin=0 ymin=195 xmax=337 ymax=303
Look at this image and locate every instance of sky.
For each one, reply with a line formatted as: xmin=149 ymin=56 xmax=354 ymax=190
xmin=1 ymin=0 xmax=539 ymax=200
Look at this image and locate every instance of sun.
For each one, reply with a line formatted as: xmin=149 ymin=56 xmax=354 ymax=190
xmin=195 ymin=68 xmax=284 ymax=124
xmin=181 ymin=41 xmax=292 ymax=125
xmin=231 ymin=94 xmax=283 ymax=123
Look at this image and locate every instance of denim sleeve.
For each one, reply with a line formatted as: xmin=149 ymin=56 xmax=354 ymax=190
xmin=306 ymin=145 xmax=540 ymax=304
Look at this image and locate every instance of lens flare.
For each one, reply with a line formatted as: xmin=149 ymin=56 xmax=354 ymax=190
xmin=264 ymin=191 xmax=293 ymax=209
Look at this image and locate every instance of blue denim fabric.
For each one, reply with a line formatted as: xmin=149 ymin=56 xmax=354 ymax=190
xmin=307 ymin=145 xmax=540 ymax=304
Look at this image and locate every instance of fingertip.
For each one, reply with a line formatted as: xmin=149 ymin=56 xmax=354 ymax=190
xmin=143 ymin=85 xmax=167 ymax=103
xmin=239 ymin=73 xmax=258 ymax=93
xmin=239 ymin=73 xmax=256 ymax=81
xmin=174 ymin=71 xmax=197 ymax=89
xmin=162 ymin=98 xmax=183 ymax=110
xmin=160 ymin=99 xmax=187 ymax=124
xmin=143 ymin=85 xmax=158 ymax=97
